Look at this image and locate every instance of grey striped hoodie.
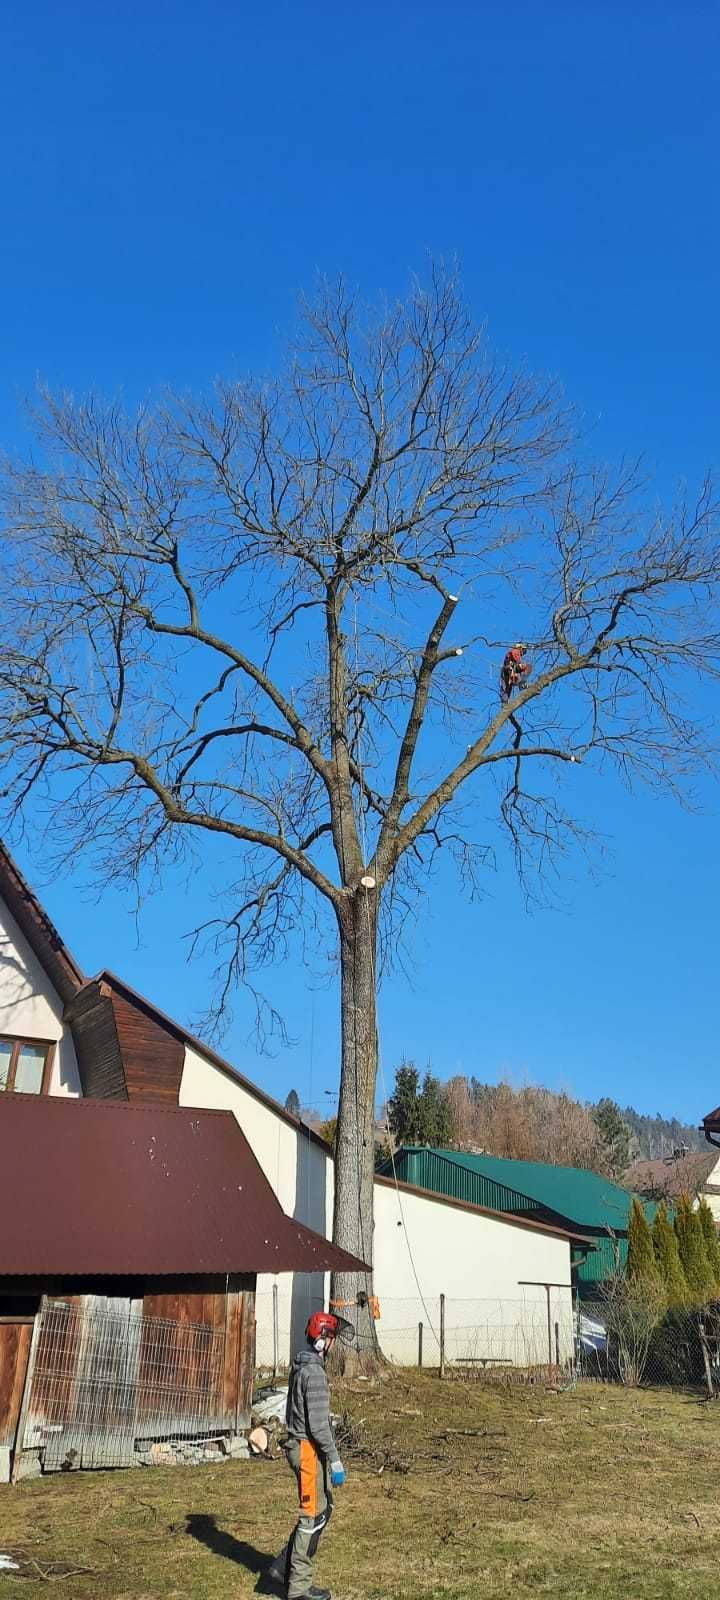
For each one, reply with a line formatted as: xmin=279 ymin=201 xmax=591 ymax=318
xmin=285 ymin=1348 xmax=338 ymax=1461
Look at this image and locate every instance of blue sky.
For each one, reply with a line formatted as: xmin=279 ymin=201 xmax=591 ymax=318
xmin=1 ymin=1 xmax=718 ymax=1125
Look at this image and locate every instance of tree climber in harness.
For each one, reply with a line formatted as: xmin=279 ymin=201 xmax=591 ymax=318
xmin=500 ymin=643 xmax=531 ymax=702
xmin=266 ymin=1311 xmax=353 ymax=1600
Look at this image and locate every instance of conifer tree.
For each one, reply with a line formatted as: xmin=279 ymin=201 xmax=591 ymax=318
xmin=388 ymin=1063 xmax=423 ymax=1144
xmin=627 ymin=1197 xmax=661 ymax=1287
xmin=388 ymin=1062 xmax=451 ymax=1147
xmin=675 ymin=1195 xmax=715 ymax=1301
xmin=417 ymin=1071 xmax=452 ymax=1147
xmin=697 ymin=1199 xmax=720 ymax=1293
xmin=651 ymin=1202 xmax=687 ymax=1304
xmin=592 ymin=1099 xmax=632 ymax=1179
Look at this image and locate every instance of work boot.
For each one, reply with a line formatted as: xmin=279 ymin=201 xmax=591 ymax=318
xmin=290 ymin=1590 xmax=331 ymax=1600
xmin=255 ymin=1569 xmax=286 ymax=1595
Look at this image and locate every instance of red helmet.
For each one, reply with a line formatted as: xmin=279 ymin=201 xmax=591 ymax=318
xmin=306 ymin=1312 xmax=340 ymax=1343
xmin=306 ymin=1311 xmax=354 ymax=1345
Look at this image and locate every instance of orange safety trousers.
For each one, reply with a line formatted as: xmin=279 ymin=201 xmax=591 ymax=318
xmin=271 ymin=1435 xmax=333 ymax=1600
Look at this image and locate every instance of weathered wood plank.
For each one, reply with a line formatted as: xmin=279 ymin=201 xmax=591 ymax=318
xmin=236 ymin=1288 xmax=256 ymax=1428
xmin=66 ymin=978 xmax=184 ymax=1103
xmin=0 ymin=1322 xmax=32 ymax=1447
xmin=110 ymin=991 xmax=184 ymax=1104
xmin=223 ymin=1292 xmax=240 ymax=1424
xmin=65 ymin=983 xmax=126 ymax=1099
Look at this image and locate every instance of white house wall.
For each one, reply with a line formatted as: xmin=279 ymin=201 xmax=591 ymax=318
xmin=372 ymin=1180 xmax=574 ymax=1365
xmin=701 ymin=1154 xmax=720 ymax=1223
xmin=0 ymin=898 xmax=81 ymax=1097
xmin=179 ymin=1045 xmax=332 ymax=1365
xmin=179 ymin=1043 xmax=574 ymax=1369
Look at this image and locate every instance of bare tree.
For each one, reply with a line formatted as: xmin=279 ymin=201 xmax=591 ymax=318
xmin=448 ymin=1079 xmax=612 ymax=1172
xmin=0 ymin=266 xmax=718 ymax=1358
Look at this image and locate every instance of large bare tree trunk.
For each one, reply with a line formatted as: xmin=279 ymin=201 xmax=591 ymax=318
xmin=329 ymin=889 xmax=381 ymax=1367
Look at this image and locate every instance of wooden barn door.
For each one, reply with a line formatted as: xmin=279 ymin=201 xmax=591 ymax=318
xmin=139 ymin=1283 xmax=227 ymax=1439
xmin=141 ymin=1277 xmax=256 ymax=1437
xmin=233 ymin=1285 xmax=256 ymax=1429
xmin=0 ymin=1317 xmax=33 ymax=1460
xmin=220 ymin=1279 xmax=256 ymax=1430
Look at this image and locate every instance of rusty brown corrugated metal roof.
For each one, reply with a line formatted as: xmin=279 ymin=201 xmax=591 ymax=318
xmin=0 ymin=1094 xmax=367 ymax=1277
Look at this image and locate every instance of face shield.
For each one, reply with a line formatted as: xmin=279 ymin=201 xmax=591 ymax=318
xmin=332 ymin=1315 xmax=355 ymax=1346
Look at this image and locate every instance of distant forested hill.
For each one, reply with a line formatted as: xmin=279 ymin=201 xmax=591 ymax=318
xmin=619 ymin=1105 xmax=704 ymax=1158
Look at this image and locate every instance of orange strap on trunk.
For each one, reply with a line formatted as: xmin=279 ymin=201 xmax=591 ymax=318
xmin=329 ymin=1294 xmax=381 ymax=1319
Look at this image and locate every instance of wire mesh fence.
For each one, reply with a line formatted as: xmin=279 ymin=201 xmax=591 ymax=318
xmin=577 ymin=1298 xmax=720 ymax=1392
xmin=255 ymin=1285 xmax=720 ymax=1393
xmin=254 ymin=1289 xmax=576 ymax=1375
xmin=16 ymin=1289 xmax=715 ymax=1481
xmin=18 ymin=1300 xmax=229 ymax=1471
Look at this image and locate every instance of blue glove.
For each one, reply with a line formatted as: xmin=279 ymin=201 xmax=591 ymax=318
xmin=330 ymin=1460 xmax=346 ymax=1487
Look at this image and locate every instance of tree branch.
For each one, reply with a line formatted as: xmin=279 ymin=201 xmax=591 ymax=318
xmin=136 ymin=608 xmax=332 ymax=786
xmin=378 ymin=588 xmax=460 ymax=864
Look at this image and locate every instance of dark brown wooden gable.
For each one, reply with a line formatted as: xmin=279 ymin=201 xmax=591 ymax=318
xmin=109 ymin=987 xmax=184 ymax=1104
xmin=66 ymin=979 xmax=185 ymax=1104
xmin=66 ymin=981 xmax=127 ymax=1100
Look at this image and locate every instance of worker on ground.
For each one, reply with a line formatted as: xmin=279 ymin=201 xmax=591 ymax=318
xmin=500 ymin=642 xmax=531 ymax=702
xmin=265 ymin=1310 xmax=352 ymax=1600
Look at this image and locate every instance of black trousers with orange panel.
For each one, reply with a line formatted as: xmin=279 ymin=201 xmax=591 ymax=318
xmin=270 ymin=1434 xmax=333 ymax=1598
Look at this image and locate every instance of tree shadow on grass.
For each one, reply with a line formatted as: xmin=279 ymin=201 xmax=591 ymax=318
xmin=185 ymin=1514 xmax=283 ymax=1592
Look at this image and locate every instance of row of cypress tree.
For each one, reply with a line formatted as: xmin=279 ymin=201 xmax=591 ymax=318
xmin=627 ymin=1194 xmax=720 ymax=1304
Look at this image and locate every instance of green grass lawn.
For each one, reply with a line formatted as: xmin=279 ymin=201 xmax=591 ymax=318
xmin=1 ymin=1373 xmax=718 ymax=1598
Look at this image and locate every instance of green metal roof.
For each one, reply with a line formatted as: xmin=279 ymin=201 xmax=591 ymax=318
xmin=573 ymin=1234 xmax=628 ymax=1298
xmin=381 ymin=1145 xmax=543 ymax=1219
xmin=382 ymin=1149 xmax=663 ymax=1287
xmin=408 ymin=1148 xmax=639 ymax=1232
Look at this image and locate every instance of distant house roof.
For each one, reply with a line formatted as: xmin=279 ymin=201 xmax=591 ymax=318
xmin=0 ymin=1094 xmax=366 ymax=1278
xmin=383 ymin=1147 xmax=647 ymax=1235
xmin=703 ymin=1104 xmax=720 ymax=1140
xmin=0 ymin=842 xmax=84 ymax=1003
xmin=623 ymin=1152 xmax=716 ymax=1202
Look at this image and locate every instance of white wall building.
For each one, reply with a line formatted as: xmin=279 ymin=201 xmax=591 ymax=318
xmin=0 ymin=894 xmax=82 ymax=1098
xmin=180 ymin=1039 xmax=578 ymax=1366
xmin=701 ymin=1156 xmax=720 ymax=1223
xmin=0 ymin=843 xmax=581 ymax=1369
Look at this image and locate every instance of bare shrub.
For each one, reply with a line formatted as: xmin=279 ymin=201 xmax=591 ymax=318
xmin=602 ymin=1274 xmax=665 ymax=1387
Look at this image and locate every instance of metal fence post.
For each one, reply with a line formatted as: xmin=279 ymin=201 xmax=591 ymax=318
xmin=555 ymin=1321 xmax=560 ymax=1369
xmin=418 ymin=1322 xmax=423 ymax=1368
xmin=272 ymin=1284 xmax=279 ymax=1378
xmin=698 ymin=1319 xmax=714 ymax=1399
xmin=10 ymin=1295 xmax=46 ymax=1483
xmin=439 ymin=1294 xmax=446 ymax=1379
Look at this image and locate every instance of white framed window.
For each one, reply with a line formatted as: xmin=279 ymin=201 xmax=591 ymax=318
xmin=0 ymin=1037 xmax=55 ymax=1095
